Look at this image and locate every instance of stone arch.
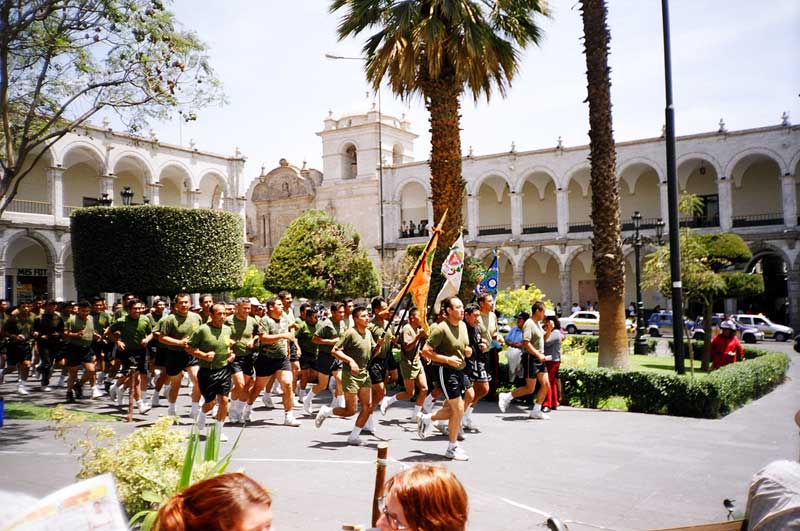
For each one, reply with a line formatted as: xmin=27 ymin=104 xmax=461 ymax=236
xmin=338 ymin=140 xmax=359 ymax=180
xmin=728 ymin=150 xmax=783 ymax=223
xmin=519 ymin=247 xmax=562 ymax=301
xmin=617 ymin=157 xmax=665 ymax=187
xmin=474 ymin=173 xmax=512 ymax=234
xmin=676 ymin=152 xmax=722 ymax=189
xmin=512 ymin=165 xmax=558 ymax=194
xmin=112 ymin=152 xmax=154 ymax=205
xmin=742 ymin=243 xmax=793 ymax=324
xmin=747 ymin=242 xmax=793 ymax=272
xmin=392 ymin=143 xmax=404 ymax=166
xmin=198 ymin=170 xmax=228 ymax=209
xmin=562 ymin=162 xmax=591 ymax=194
xmin=393 ymin=177 xmax=431 ymax=202
xmin=789 ymin=149 xmax=800 ymax=177
xmin=59 ymin=140 xmax=106 ymax=173
xmin=1 ymin=229 xmax=57 ymax=265
xmin=109 ymin=151 xmax=156 ymax=184
xmin=724 ymin=147 xmax=787 ymax=179
xmin=468 ymin=169 xmax=512 ymax=196
xmin=398 ymin=180 xmax=429 ymax=236
xmin=158 ymin=160 xmax=194 ymax=184
xmin=518 ymin=246 xmax=563 ymax=271
xmin=158 ymin=161 xmax=194 ymax=206
xmin=564 ymin=245 xmax=592 ymax=275
xmin=618 ymin=160 xmax=662 ymax=226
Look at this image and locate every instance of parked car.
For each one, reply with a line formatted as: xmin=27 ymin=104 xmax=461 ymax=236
xmin=560 ymin=311 xmax=635 ymax=335
xmin=794 ymin=334 xmax=800 ymax=354
xmin=692 ymin=315 xmax=763 ymax=344
xmin=647 ymin=311 xmax=695 ymax=337
xmin=732 ymin=314 xmax=794 ymax=342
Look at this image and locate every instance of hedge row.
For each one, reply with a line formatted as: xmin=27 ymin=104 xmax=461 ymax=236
xmin=566 ymin=335 xmax=657 ymax=354
xmin=71 ymin=206 xmax=245 ymax=295
xmin=560 ymin=347 xmax=789 ymax=418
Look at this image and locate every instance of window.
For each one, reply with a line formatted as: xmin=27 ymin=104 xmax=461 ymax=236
xmin=738 ymin=316 xmax=751 ymax=325
xmin=752 ymin=317 xmax=767 ymax=326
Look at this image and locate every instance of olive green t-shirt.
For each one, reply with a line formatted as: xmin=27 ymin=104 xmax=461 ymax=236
xmin=188 ymin=323 xmax=232 ymax=369
xmin=158 ymin=311 xmax=203 ymax=351
xmin=522 ymin=318 xmax=544 ymax=354
xmin=479 ymin=311 xmax=498 ymax=340
xmin=425 ymin=320 xmax=469 ymax=370
xmin=336 ymin=327 xmax=376 ymax=371
xmin=108 ymin=315 xmax=152 ymax=350
xmin=91 ymin=310 xmax=113 ymax=332
xmin=401 ymin=323 xmax=422 ymax=361
xmin=314 ymin=318 xmax=347 ymax=357
xmin=224 ymin=314 xmax=259 ymax=358
xmin=295 ymin=318 xmax=318 ymax=358
xmin=367 ymin=319 xmax=393 ymax=360
xmin=259 ymin=315 xmax=288 ymax=359
xmin=65 ymin=314 xmax=96 ymax=347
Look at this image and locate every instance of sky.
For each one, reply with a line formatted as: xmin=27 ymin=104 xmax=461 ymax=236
xmin=139 ymin=0 xmax=799 ymax=192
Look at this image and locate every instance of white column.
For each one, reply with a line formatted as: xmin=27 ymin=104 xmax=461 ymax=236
xmin=236 ymin=197 xmax=247 ymax=243
xmin=717 ymin=178 xmax=733 ymax=231
xmin=559 ymin=269 xmax=571 ymax=311
xmin=426 ymin=198 xmax=434 ymax=227
xmin=52 ymin=264 xmax=64 ymax=302
xmin=556 ymin=189 xmax=569 ymax=237
xmin=510 ymin=192 xmax=522 ymax=236
xmin=782 ymin=174 xmax=797 ymax=228
xmin=467 ymin=195 xmax=478 ymax=238
xmin=149 ymin=182 xmax=161 ymax=205
xmin=191 ymin=190 xmax=200 ymax=210
xmin=659 ymin=182 xmax=669 ymax=229
xmin=50 ymin=167 xmax=64 ymax=220
xmin=0 ymin=261 xmax=6 ymax=300
xmin=100 ymin=175 xmax=114 ymax=203
xmin=513 ymin=264 xmax=525 ymax=289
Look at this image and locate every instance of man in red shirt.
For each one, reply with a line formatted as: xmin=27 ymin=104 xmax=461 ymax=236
xmin=710 ymin=320 xmax=744 ymax=370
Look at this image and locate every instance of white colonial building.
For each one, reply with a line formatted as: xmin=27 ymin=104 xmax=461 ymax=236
xmin=247 ymin=107 xmax=800 ymax=330
xmin=1 ymin=123 xmax=246 ymax=304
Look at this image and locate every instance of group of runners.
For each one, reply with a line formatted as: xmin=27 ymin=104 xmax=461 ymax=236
xmin=0 ymin=291 xmax=557 ymax=461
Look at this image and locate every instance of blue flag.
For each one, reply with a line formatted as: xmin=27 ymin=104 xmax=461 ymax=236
xmin=475 ymin=251 xmax=499 ymax=296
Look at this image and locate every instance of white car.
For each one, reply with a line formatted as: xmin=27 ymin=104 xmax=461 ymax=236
xmin=733 ymin=314 xmax=794 ymax=342
xmin=560 ymin=311 xmax=635 ymax=335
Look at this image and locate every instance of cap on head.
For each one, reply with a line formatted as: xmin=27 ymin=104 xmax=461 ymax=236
xmin=515 ymin=311 xmax=530 ymax=320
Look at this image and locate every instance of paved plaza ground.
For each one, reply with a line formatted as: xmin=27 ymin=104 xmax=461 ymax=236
xmin=1 ymin=340 xmax=797 ymax=530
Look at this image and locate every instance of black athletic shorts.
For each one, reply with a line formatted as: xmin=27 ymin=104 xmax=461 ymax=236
xmin=368 ymin=357 xmax=387 ymax=385
xmin=423 ymin=360 xmax=439 ymax=390
xmin=166 ymin=350 xmax=198 ymax=377
xmin=198 ymin=366 xmax=232 ymax=402
xmin=154 ymin=347 xmax=170 ymax=368
xmin=299 ymin=354 xmax=316 ymax=370
xmin=523 ymin=352 xmax=547 ymax=378
xmin=120 ymin=348 xmax=147 ymax=374
xmin=465 ymin=358 xmax=491 ymax=383
xmin=437 ymin=365 xmax=471 ymax=400
xmin=67 ymin=345 xmax=94 ymax=367
xmin=7 ymin=343 xmax=33 ymax=365
xmin=230 ymin=354 xmax=255 ymax=377
xmin=254 ymin=355 xmax=291 ymax=377
xmin=289 ymin=342 xmax=299 ymax=362
xmin=91 ymin=340 xmax=110 ymax=363
xmin=315 ymin=351 xmax=342 ymax=376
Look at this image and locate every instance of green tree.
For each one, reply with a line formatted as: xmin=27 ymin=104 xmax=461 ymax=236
xmin=643 ymin=194 xmax=764 ymax=371
xmin=580 ymin=0 xmax=628 ymax=369
xmin=231 ymin=266 xmax=272 ymax=301
xmin=495 ymin=284 xmax=548 ymax=318
xmin=0 ymin=0 xmax=224 ymax=214
xmin=329 ymin=0 xmax=548 ymax=250
xmin=264 ymin=209 xmax=379 ymax=300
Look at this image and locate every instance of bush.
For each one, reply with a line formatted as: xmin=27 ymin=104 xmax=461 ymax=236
xmin=71 ymin=206 xmax=245 ymax=295
xmin=560 ymin=349 xmax=788 ymax=418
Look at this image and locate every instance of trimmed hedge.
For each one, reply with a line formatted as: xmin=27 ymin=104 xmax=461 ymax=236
xmin=71 ymin=206 xmax=245 ymax=294
xmin=560 ymin=347 xmax=789 ymax=418
xmin=567 ymin=335 xmax=657 ymax=354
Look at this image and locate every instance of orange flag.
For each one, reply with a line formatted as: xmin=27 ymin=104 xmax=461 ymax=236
xmin=388 ymin=211 xmax=447 ymax=333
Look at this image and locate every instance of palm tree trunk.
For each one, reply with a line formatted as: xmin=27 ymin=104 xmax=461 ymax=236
xmin=581 ymin=0 xmax=628 ymax=369
xmin=423 ymin=76 xmax=464 ymax=251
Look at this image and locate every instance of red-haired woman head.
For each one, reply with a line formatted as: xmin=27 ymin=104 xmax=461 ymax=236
xmin=377 ymin=465 xmax=468 ymax=531
xmin=156 ymin=473 xmax=272 ymax=531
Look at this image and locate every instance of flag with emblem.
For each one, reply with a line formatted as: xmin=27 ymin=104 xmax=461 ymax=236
xmin=475 ymin=250 xmax=499 ymax=296
xmin=433 ymin=233 xmax=465 ymax=314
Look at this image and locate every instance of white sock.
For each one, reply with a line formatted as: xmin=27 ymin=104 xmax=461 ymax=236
xmin=350 ymin=426 xmax=362 ymax=438
xmin=386 ymin=395 xmax=398 ymax=407
xmin=264 ymin=392 xmax=272 ymax=401
xmin=191 ymin=401 xmax=200 ymax=411
xmin=298 ymin=388 xmax=305 ymax=400
xmin=414 ymin=405 xmax=422 ymax=415
xmin=306 ymin=390 xmax=316 ymax=400
xmin=465 ymin=406 xmax=474 ymax=419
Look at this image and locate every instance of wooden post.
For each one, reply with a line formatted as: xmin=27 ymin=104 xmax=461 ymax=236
xmin=371 ymin=442 xmax=389 ymax=526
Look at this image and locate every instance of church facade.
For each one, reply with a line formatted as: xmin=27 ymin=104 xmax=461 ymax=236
xmin=247 ymin=107 xmax=800 ymax=330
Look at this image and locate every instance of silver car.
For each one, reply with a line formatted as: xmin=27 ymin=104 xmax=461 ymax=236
xmin=733 ymin=314 xmax=794 ymax=342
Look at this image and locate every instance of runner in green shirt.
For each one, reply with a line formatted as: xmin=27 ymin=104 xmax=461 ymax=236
xmin=4 ymin=301 xmax=35 ymax=395
xmin=91 ymin=297 xmax=114 ymax=394
xmin=187 ymin=302 xmax=234 ymax=440
xmin=303 ymin=302 xmax=347 ymax=414
xmin=498 ymin=300 xmax=551 ymax=420
xmin=364 ymin=296 xmax=395 ymax=436
xmin=314 ymin=305 xmax=384 ymax=446
xmin=224 ymin=298 xmax=259 ymax=423
xmin=295 ymin=302 xmax=319 ymax=412
xmin=380 ymin=307 xmax=428 ymax=421
xmin=158 ymin=293 xmax=204 ymax=418
xmin=417 ymin=296 xmax=472 ymax=461
xmin=146 ymin=298 xmax=169 ymax=407
xmin=107 ymin=298 xmax=154 ymax=414
xmin=62 ymin=301 xmax=100 ymax=402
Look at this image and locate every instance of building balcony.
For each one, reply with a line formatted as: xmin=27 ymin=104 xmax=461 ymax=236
xmin=567 ymin=221 xmax=593 ymax=233
xmin=621 ymin=217 xmax=661 ymax=232
xmin=731 ymin=213 xmax=784 ymax=228
xmin=6 ymin=199 xmax=52 ymax=215
xmin=679 ymin=215 xmax=719 ymax=228
xmin=477 ymin=224 xmax=512 ymax=236
xmin=522 ymin=223 xmax=558 ymax=235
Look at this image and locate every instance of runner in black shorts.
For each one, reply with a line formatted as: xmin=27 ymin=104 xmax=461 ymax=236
xmin=107 ymin=299 xmax=154 ymax=414
xmin=225 ymin=298 xmax=259 ymax=423
xmin=187 ymin=303 xmax=234 ymax=441
xmin=304 ymin=302 xmax=347 ymax=414
xmin=32 ymin=300 xmax=64 ymax=392
xmin=365 ymin=296 xmax=394 ymax=436
xmin=90 ymin=297 xmax=113 ymax=394
xmin=462 ymin=303 xmax=487 ymax=432
xmin=295 ymin=303 xmax=319 ymax=413
xmin=146 ymin=298 xmax=167 ymax=406
xmin=4 ymin=302 xmax=35 ymax=395
xmin=158 ymin=293 xmax=203 ymax=419
xmin=63 ymin=301 xmax=100 ymax=403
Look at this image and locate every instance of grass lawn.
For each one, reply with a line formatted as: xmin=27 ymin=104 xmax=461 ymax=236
xmin=3 ymin=401 xmax=118 ymax=422
xmin=566 ymin=352 xmax=710 ymax=377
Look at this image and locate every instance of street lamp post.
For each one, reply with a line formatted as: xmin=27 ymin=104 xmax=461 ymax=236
xmin=120 ymin=186 xmax=134 ymax=206
xmin=624 ymin=211 xmax=665 ymax=354
xmin=98 ymin=193 xmax=112 ymax=207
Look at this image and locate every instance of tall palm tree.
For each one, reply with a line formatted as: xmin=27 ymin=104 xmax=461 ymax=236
xmin=329 ymin=0 xmax=549 ymax=250
xmin=580 ymin=0 xmax=628 ymax=369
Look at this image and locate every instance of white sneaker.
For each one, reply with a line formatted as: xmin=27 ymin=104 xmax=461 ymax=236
xmin=219 ymin=431 xmax=229 ymax=442
xmin=162 ymin=384 xmax=171 ymax=398
xmin=117 ymin=389 xmax=126 ymax=407
xmin=151 ymin=393 xmax=160 ymax=407
xmin=42 ymin=386 xmax=53 ymax=392
xmin=91 ymin=387 xmax=103 ymax=399
xmin=347 ymin=435 xmax=366 ymax=446
xmin=336 ymin=395 xmax=345 ymax=409
xmin=241 ymin=405 xmax=252 ymax=423
xmin=411 ymin=411 xmax=422 ymax=423
xmin=498 ymin=392 xmax=513 ymax=413
xmin=417 ymin=415 xmax=432 ymax=439
xmin=109 ymin=385 xmax=118 ymax=400
xmin=138 ymin=401 xmax=152 ymax=414
xmin=293 ymin=396 xmax=302 ymax=407
xmin=379 ymin=396 xmax=390 ymax=416
xmin=446 ymin=445 xmax=469 ymax=461
xmin=56 ymin=376 xmax=66 ymax=388
xmin=529 ymin=409 xmax=551 ymax=420
xmin=302 ymin=393 xmax=314 ymax=415
xmin=167 ymin=404 xmax=177 ymax=417
xmin=462 ymin=416 xmax=479 ymax=432
xmin=17 ymin=383 xmax=29 ymax=395
xmin=262 ymin=393 xmax=275 ymax=409
xmin=422 ymin=394 xmax=434 ymax=413
xmin=197 ymin=413 xmax=207 ymax=432
xmin=315 ymin=406 xmax=331 ymax=428
xmin=229 ymin=405 xmax=241 ymax=423
xmin=284 ymin=413 xmax=300 ymax=427
xmin=434 ymin=421 xmax=448 ymax=435
xmin=190 ymin=404 xmax=200 ymax=420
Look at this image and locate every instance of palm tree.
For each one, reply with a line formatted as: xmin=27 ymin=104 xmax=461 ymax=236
xmin=329 ymin=0 xmax=549 ymax=249
xmin=580 ymin=0 xmax=628 ymax=369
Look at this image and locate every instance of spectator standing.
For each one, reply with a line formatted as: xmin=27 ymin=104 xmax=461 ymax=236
xmin=542 ymin=315 xmax=562 ymax=412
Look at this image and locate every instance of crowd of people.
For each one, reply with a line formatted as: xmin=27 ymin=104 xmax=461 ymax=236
xmin=0 ymin=291 xmax=560 ymax=461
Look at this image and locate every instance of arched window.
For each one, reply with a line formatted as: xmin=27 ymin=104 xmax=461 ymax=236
xmin=343 ymin=144 xmax=357 ymax=179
